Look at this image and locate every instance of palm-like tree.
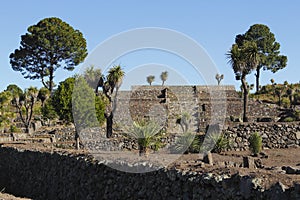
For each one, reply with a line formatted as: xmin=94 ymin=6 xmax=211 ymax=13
xmin=83 ymin=65 xmax=102 ymax=91
xmin=97 ymin=65 xmax=125 ymax=138
xmin=160 ymin=71 xmax=168 ymax=86
xmin=227 ymin=41 xmax=259 ymax=122
xmin=38 ymin=87 xmax=50 ymax=107
xmin=146 ymin=75 xmax=155 ymax=86
xmin=12 ymin=87 xmax=38 ymax=133
xmin=215 ymin=73 xmax=224 ymax=85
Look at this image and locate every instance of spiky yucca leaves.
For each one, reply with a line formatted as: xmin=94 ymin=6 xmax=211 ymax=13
xmin=128 ymin=120 xmax=162 ymax=156
xmin=205 ymin=132 xmax=232 ymax=154
xmin=146 ymin=75 xmax=155 ymax=86
xmin=172 ymin=132 xmax=200 ymax=154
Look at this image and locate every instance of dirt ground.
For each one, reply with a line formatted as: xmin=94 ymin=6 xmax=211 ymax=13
xmin=0 ymin=192 xmax=31 ymax=200
xmin=176 ymin=147 xmax=300 ymax=189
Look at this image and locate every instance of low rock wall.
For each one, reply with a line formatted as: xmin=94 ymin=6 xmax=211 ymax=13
xmin=225 ymin=122 xmax=300 ymax=151
xmin=0 ymin=147 xmax=299 ymax=200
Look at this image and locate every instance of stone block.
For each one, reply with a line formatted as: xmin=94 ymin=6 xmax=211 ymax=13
xmin=203 ymin=152 xmax=213 ymax=165
xmin=243 ymin=156 xmax=255 ymax=169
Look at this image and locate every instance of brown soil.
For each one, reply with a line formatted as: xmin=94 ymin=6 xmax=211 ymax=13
xmin=0 ymin=192 xmax=31 ymax=200
xmin=174 ymin=147 xmax=300 ymax=189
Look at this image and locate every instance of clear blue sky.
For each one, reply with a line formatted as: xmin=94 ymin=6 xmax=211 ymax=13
xmin=1 ymin=0 xmax=299 ymax=91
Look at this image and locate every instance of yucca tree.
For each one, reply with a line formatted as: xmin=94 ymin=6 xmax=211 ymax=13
xmin=286 ymin=84 xmax=294 ymax=108
xmin=97 ymin=65 xmax=125 ymax=138
xmin=38 ymin=87 xmax=50 ymax=107
xmin=227 ymin=41 xmax=259 ymax=122
xmin=12 ymin=87 xmax=38 ymax=133
xmin=83 ymin=65 xmax=102 ymax=91
xmin=146 ymin=75 xmax=155 ymax=86
xmin=160 ymin=71 xmax=168 ymax=86
xmin=215 ymin=73 xmax=224 ymax=85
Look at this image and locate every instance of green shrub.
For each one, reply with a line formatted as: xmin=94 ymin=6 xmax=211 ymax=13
xmin=127 ymin=120 xmax=162 ymax=156
xmin=249 ymin=132 xmax=262 ymax=156
xmin=172 ymin=132 xmax=200 ymax=153
xmin=41 ymin=99 xmax=58 ymax=120
xmin=281 ymin=98 xmax=290 ymax=108
xmin=208 ymin=133 xmax=232 ymax=153
xmin=10 ymin=125 xmax=20 ymax=133
xmin=283 ymin=117 xmax=295 ymax=122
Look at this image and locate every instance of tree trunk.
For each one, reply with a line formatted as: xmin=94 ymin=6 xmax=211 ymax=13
xmin=278 ymin=95 xmax=282 ymax=107
xmin=289 ymin=95 xmax=293 ymax=109
xmin=106 ymin=113 xmax=113 ymax=138
xmin=241 ymin=77 xmax=249 ymax=122
xmin=49 ymin=66 xmax=54 ymax=93
xmin=139 ymin=144 xmax=147 ymax=156
xmin=75 ymin=131 xmax=80 ymax=150
xmin=25 ymin=124 xmax=30 ymax=134
xmin=255 ymin=67 xmax=261 ymax=93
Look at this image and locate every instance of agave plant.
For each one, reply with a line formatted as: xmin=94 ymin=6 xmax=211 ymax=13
xmin=205 ymin=132 xmax=232 ymax=154
xmin=172 ymin=132 xmax=200 ymax=154
xmin=128 ymin=120 xmax=162 ymax=156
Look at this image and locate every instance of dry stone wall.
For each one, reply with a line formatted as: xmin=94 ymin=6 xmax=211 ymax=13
xmin=0 ymin=147 xmax=299 ymax=200
xmin=115 ymin=86 xmax=279 ymax=133
xmin=225 ymin=122 xmax=300 ymax=151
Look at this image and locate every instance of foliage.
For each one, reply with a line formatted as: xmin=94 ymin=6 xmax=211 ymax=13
xmin=10 ymin=125 xmax=20 ymax=133
xmin=97 ymin=65 xmax=125 ymax=138
xmin=0 ymin=91 xmax=14 ymax=128
xmin=249 ymin=132 xmax=262 ymax=155
xmin=38 ymin=87 xmax=50 ymax=107
xmin=253 ymin=82 xmax=300 ymax=109
xmin=94 ymin=94 xmax=107 ymax=125
xmin=172 ymin=132 xmax=200 ymax=154
xmin=215 ymin=73 xmax=224 ymax=85
xmin=282 ymin=117 xmax=295 ymax=122
xmin=227 ymin=39 xmax=259 ymax=122
xmin=206 ymin=133 xmax=232 ymax=153
xmin=240 ymin=24 xmax=288 ymax=92
xmin=11 ymin=87 xmax=39 ymax=133
xmin=52 ymin=77 xmax=75 ymax=123
xmin=9 ymin=17 xmax=88 ymax=92
xmin=5 ymin=84 xmax=23 ymax=98
xmin=127 ymin=120 xmax=162 ymax=156
xmin=41 ymin=98 xmax=58 ymax=120
xmin=83 ymin=65 xmax=102 ymax=90
xmin=160 ymin=71 xmax=168 ymax=86
xmin=146 ymin=75 xmax=155 ymax=86
xmin=177 ymin=112 xmax=191 ymax=133
xmin=72 ymin=76 xmax=107 ymax=130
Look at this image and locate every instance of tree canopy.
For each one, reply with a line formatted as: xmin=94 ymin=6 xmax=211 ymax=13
xmin=227 ymin=40 xmax=259 ymax=122
xmin=10 ymin=17 xmax=88 ymax=92
xmin=236 ymin=24 xmax=287 ymax=92
xmin=146 ymin=75 xmax=155 ymax=86
xmin=160 ymin=71 xmax=168 ymax=86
